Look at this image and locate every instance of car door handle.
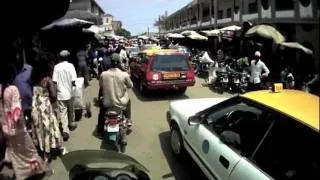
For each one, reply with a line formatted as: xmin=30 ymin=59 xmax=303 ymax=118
xmin=219 ymin=156 xmax=229 ymax=169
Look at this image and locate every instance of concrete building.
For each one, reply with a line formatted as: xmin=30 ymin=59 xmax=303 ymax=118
xmin=69 ymin=0 xmax=105 ymax=17
xmin=101 ymin=14 xmax=115 ymax=35
xmin=164 ymin=0 xmax=319 ymax=71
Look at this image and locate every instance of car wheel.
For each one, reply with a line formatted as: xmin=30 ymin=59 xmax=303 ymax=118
xmin=170 ymin=124 xmax=185 ymax=157
xmin=178 ymin=87 xmax=187 ymax=94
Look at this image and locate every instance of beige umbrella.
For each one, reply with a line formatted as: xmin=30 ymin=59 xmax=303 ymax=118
xmin=220 ymin=25 xmax=241 ymax=31
xmin=280 ymin=42 xmax=313 ymax=55
xmin=245 ymin=24 xmax=286 ymax=44
xmin=201 ymin=29 xmax=221 ymax=36
xmin=188 ymin=33 xmax=208 ymax=41
xmin=180 ymin=30 xmax=197 ymax=36
xmin=168 ymin=33 xmax=185 ymax=38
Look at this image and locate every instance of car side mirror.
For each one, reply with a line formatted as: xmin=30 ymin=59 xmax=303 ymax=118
xmin=188 ymin=115 xmax=201 ymax=126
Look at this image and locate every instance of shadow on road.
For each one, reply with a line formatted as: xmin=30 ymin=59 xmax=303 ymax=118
xmin=158 ymin=131 xmax=207 ymax=180
xmin=132 ymin=84 xmax=190 ymax=102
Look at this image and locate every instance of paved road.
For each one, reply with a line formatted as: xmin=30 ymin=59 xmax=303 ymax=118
xmin=50 ymin=77 xmax=231 ymax=180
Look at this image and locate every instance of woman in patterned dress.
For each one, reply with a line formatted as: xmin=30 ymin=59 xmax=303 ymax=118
xmin=31 ymin=76 xmax=65 ymax=162
xmin=0 ymin=62 xmax=45 ymax=180
xmin=31 ymin=55 xmax=66 ymax=163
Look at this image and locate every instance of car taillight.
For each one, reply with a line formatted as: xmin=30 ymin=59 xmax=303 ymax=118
xmin=147 ymin=72 xmax=161 ymax=81
xmin=187 ymin=71 xmax=195 ymax=80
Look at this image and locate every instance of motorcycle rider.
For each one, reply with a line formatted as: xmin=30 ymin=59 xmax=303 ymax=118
xmin=97 ymin=53 xmax=133 ymax=139
xmin=200 ymin=50 xmax=218 ymax=84
xmin=248 ymin=51 xmax=270 ymax=91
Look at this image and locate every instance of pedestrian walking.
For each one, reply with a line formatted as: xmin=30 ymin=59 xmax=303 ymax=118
xmin=1 ymin=62 xmax=45 ymax=180
xmin=52 ymin=50 xmax=77 ymax=141
xmin=281 ymin=66 xmax=295 ymax=89
xmin=31 ymin=58 xmax=66 ymax=163
xmin=13 ymin=62 xmax=33 ymax=131
xmin=248 ymin=51 xmax=270 ymax=91
xmin=76 ymin=46 xmax=90 ymax=87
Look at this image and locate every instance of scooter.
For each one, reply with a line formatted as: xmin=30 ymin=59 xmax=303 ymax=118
xmin=104 ymin=107 xmax=128 ymax=153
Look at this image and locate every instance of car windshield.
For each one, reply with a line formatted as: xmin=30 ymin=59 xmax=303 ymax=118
xmin=151 ymin=54 xmax=189 ymax=71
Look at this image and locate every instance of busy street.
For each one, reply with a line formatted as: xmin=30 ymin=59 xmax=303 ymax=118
xmin=1 ymin=0 xmax=320 ymax=180
xmin=48 ymin=77 xmax=230 ymax=180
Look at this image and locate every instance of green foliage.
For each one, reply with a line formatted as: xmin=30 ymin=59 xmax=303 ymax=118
xmin=115 ymin=28 xmax=131 ymax=38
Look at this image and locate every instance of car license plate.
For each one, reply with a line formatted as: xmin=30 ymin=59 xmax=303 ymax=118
xmin=107 ymin=124 xmax=119 ymax=132
xmin=223 ymin=77 xmax=229 ymax=83
xmin=163 ymin=72 xmax=180 ymax=79
xmin=234 ymin=79 xmax=240 ymax=83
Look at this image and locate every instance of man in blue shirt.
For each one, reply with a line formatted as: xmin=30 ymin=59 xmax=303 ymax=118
xmin=14 ymin=63 xmax=33 ymax=129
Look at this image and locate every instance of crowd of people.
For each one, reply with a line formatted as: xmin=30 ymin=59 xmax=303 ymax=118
xmin=198 ymin=47 xmax=319 ymax=95
xmin=0 ymin=39 xmax=134 ymax=179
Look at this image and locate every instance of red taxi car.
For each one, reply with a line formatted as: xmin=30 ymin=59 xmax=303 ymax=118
xmin=130 ymin=49 xmax=195 ymax=95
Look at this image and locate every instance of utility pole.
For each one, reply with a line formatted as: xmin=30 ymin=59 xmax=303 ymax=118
xmin=148 ymin=27 xmax=150 ymax=37
xmin=158 ymin=15 xmax=161 ymax=35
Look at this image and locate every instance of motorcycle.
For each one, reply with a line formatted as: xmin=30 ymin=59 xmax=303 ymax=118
xmin=215 ymin=70 xmax=230 ymax=93
xmin=62 ymin=150 xmax=151 ymax=180
xmin=191 ymin=52 xmax=210 ymax=76
xmin=229 ymin=71 xmax=249 ymax=94
xmin=104 ymin=107 xmax=128 ymax=153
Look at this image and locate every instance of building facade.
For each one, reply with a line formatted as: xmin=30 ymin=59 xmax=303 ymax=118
xmin=164 ymin=0 xmax=319 ymax=71
xmin=101 ymin=14 xmax=115 ymax=35
xmin=69 ymin=0 xmax=105 ymax=17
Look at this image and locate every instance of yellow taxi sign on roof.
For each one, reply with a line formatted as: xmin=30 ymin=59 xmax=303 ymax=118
xmin=272 ymin=83 xmax=283 ymax=93
xmin=142 ymin=48 xmax=179 ymax=56
xmin=242 ymin=90 xmax=320 ymax=132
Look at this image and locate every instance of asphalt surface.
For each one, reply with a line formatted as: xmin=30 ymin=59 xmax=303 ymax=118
xmin=49 ymin=77 xmax=232 ymax=180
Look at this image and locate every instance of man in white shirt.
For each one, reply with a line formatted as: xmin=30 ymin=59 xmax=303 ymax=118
xmin=249 ymin=51 xmax=270 ymax=91
xmin=201 ymin=51 xmax=218 ymax=84
xmin=53 ymin=50 xmax=77 ymax=141
xmin=119 ymin=46 xmax=129 ymax=71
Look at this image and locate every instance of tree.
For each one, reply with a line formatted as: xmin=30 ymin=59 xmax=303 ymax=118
xmin=115 ymin=28 xmax=131 ymax=38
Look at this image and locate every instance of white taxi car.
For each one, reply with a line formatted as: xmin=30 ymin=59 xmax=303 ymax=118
xmin=167 ymin=89 xmax=319 ymax=180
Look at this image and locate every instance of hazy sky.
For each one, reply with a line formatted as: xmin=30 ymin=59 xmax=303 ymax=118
xmin=97 ymin=0 xmax=191 ymax=35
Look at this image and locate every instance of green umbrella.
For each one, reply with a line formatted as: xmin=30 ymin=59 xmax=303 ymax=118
xmin=280 ymin=42 xmax=313 ymax=55
xmin=245 ymin=24 xmax=285 ymax=44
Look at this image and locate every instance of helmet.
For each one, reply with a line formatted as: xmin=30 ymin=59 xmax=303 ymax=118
xmin=110 ymin=53 xmax=121 ymax=64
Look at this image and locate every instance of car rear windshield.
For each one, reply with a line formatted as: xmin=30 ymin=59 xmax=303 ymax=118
xmin=151 ymin=54 xmax=189 ymax=71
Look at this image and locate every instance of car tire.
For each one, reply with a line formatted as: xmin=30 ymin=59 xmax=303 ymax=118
xmin=178 ymin=87 xmax=187 ymax=94
xmin=170 ymin=124 xmax=185 ymax=158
